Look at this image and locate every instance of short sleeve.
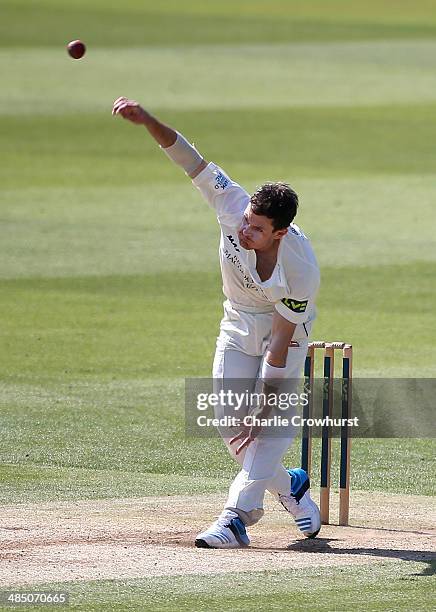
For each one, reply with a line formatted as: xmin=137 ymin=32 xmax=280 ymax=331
xmin=275 ymin=296 xmax=313 ymax=324
xmin=192 ymin=162 xmax=249 ymax=228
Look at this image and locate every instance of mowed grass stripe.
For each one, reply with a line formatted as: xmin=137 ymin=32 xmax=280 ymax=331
xmin=0 ymin=464 xmax=229 ymax=504
xmin=1 ymin=105 xmax=435 ymax=190
xmin=0 ymin=263 xmax=434 ymax=499
xmin=2 ymin=0 xmax=436 ymax=48
xmin=0 ymin=387 xmax=434 ymax=497
xmin=1 ymin=175 xmax=435 ymax=280
xmin=2 ymin=41 xmax=436 ymax=115
xmin=4 ymin=561 xmax=434 ymax=611
xmin=1 ymin=264 xmax=435 ymax=378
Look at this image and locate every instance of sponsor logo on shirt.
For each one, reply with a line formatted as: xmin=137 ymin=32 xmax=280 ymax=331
xmin=214 ymin=171 xmax=230 ymax=190
xmin=223 ymin=248 xmax=266 ymax=295
xmin=226 ymin=234 xmax=240 ymax=252
xmin=281 ymin=297 xmax=308 ymax=313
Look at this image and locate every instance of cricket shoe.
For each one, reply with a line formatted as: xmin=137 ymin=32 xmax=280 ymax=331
xmin=278 ymin=468 xmax=321 ymax=538
xmin=195 ymin=511 xmax=250 ymax=549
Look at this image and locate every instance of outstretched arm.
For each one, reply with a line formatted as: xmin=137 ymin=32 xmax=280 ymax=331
xmin=112 ymin=97 xmax=207 ymax=178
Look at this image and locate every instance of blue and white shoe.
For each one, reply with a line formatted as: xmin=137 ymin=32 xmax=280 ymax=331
xmin=195 ymin=511 xmax=250 ymax=549
xmin=278 ymin=468 xmax=321 ymax=538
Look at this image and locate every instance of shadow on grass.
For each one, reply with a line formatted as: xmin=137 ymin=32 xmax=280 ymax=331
xmin=284 ymin=538 xmax=435 ymax=577
xmin=339 ymin=524 xmax=433 ymax=536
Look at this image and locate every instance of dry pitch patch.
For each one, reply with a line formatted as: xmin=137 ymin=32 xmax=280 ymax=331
xmin=0 ymin=491 xmax=434 ymax=586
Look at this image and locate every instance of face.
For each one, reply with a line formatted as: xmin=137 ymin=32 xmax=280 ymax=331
xmin=237 ymin=205 xmax=286 ymax=251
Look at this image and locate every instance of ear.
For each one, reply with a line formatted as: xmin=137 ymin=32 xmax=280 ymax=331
xmin=273 ymin=228 xmax=288 ymax=240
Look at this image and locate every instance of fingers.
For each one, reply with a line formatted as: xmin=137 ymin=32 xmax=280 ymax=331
xmin=112 ymin=97 xmax=139 ymax=117
xmin=112 ymin=97 xmax=127 ymax=115
xmin=114 ymin=96 xmax=128 ymax=105
xmin=229 ymin=430 xmax=246 ymax=446
xmin=229 ymin=430 xmax=253 ymax=455
xmin=230 ymin=425 xmax=262 ymax=455
xmin=235 ymin=436 xmax=252 ymax=455
xmin=113 ymin=96 xmax=127 ymax=109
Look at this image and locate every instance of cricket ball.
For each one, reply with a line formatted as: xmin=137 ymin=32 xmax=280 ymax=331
xmin=67 ymin=40 xmax=86 ymax=60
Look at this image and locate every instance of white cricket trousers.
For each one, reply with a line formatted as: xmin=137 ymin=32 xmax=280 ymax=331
xmin=212 ymin=303 xmax=309 ymax=526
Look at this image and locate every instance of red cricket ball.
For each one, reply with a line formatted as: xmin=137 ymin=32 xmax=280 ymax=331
xmin=67 ymin=40 xmax=86 ymax=60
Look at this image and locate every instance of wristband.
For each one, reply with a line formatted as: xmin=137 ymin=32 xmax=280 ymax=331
xmin=161 ymin=132 xmax=203 ymax=174
xmin=260 ymin=360 xmax=288 ymax=383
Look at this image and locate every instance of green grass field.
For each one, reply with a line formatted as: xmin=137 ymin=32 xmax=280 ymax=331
xmin=0 ymin=1 xmax=435 ymax=610
xmin=2 ymin=564 xmax=434 ymax=612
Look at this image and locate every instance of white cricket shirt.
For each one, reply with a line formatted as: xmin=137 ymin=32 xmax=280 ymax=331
xmin=193 ymin=163 xmax=320 ymax=326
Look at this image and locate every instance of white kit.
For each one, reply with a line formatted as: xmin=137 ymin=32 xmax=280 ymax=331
xmin=192 ymin=162 xmax=321 ymax=525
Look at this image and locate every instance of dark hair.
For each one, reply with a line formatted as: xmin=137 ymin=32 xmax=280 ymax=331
xmin=250 ymin=182 xmax=299 ymax=230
